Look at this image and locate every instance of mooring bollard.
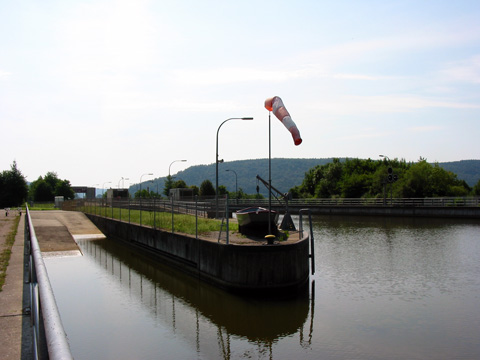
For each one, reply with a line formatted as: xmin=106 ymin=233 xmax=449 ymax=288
xmin=265 ymin=234 xmax=275 ymax=245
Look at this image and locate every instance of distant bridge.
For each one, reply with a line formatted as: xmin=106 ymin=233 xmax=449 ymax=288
xmin=71 ymin=186 xmax=96 ymax=199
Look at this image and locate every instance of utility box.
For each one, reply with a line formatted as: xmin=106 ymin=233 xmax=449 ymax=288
xmin=54 ymin=196 xmax=64 ymax=208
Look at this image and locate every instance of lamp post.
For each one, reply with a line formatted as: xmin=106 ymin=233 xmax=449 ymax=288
xmin=102 ymin=182 xmax=111 ymax=198
xmin=379 ymin=155 xmax=390 ymax=205
xmin=102 ymin=181 xmax=111 ymax=216
xmin=216 ymin=117 xmax=253 ymax=218
xmin=169 ymin=159 xmax=187 ymax=177
xmin=139 ymin=173 xmax=153 ymax=225
xmin=167 ymin=159 xmax=187 ymax=198
xmin=91 ymin=184 xmax=99 ymax=199
xmin=117 ymin=177 xmax=129 ymax=188
xmin=225 ymin=169 xmax=238 ymax=201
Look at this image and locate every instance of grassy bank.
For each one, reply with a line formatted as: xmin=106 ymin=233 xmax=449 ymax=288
xmin=0 ymin=216 xmax=21 ymax=291
xmin=83 ymin=207 xmax=238 ymax=235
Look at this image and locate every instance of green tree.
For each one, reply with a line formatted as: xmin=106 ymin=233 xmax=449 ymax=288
xmin=473 ymin=180 xmax=480 ymax=196
xmin=30 ymin=178 xmax=53 ymax=202
xmin=173 ymin=180 xmax=187 ymax=189
xmin=199 ymin=179 xmax=215 ymax=196
xmin=218 ymin=185 xmax=228 ymax=196
xmin=0 ymin=161 xmax=28 ymax=207
xmin=29 ymin=171 xmax=75 ymax=201
xmin=190 ymin=185 xmax=199 ymax=196
xmin=55 ymin=179 xmax=75 ymax=199
xmin=163 ymin=175 xmax=174 ymax=196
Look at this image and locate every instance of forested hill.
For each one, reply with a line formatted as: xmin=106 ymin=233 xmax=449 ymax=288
xmin=437 ymin=160 xmax=480 ymax=187
xmin=133 ymin=158 xmax=480 ymax=196
xmin=172 ymin=158 xmax=327 ymax=196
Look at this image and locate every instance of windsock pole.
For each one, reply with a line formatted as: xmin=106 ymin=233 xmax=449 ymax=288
xmin=268 ymin=111 xmax=272 ymax=236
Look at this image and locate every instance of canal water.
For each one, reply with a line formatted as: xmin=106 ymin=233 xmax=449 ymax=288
xmin=44 ymin=216 xmax=480 ymax=360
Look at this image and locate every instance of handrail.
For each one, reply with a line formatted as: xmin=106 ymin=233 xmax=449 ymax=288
xmin=26 ymin=206 xmax=74 ymax=360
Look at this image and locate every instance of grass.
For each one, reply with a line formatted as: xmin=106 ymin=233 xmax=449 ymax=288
xmin=0 ymin=215 xmax=21 ymax=292
xmin=82 ymin=206 xmax=238 ymax=235
xmin=25 ymin=203 xmax=56 ymax=210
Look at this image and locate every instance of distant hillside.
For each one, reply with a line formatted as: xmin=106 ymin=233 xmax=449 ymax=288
xmin=131 ymin=158 xmax=331 ymax=196
xmin=437 ymin=160 xmax=480 ymax=187
xmin=130 ymin=158 xmax=480 ymax=196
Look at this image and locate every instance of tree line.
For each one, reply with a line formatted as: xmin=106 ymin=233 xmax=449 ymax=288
xmin=0 ymin=161 xmax=75 ymax=208
xmin=133 ymin=175 xmax=263 ymax=199
xmin=290 ymin=157 xmax=480 ymax=199
xmin=2 ymin=158 xmax=479 ymax=208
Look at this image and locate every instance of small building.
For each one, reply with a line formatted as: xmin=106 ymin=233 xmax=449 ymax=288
xmin=169 ymin=188 xmax=194 ymax=201
xmin=107 ymin=188 xmax=129 ymax=200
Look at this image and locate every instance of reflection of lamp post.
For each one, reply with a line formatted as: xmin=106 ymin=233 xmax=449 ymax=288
xmin=140 ymin=173 xmax=153 ymax=225
xmin=216 ymin=117 xmax=253 ymax=218
xmin=225 ymin=169 xmax=237 ymax=200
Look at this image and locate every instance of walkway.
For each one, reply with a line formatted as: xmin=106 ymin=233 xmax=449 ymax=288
xmin=0 ymin=212 xmax=32 ymax=359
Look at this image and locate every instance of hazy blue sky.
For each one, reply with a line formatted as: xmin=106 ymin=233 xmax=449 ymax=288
xmin=1 ymin=0 xmax=479 ymax=187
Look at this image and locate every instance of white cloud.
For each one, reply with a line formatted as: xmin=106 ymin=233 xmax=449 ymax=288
xmin=309 ymin=95 xmax=480 ymax=115
xmin=407 ymin=125 xmax=444 ymax=133
xmin=440 ymin=55 xmax=480 ymax=84
xmin=0 ymin=70 xmax=11 ymax=78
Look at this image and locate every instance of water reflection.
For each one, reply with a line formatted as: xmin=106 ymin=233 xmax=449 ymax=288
xmin=73 ymin=237 xmax=313 ymax=358
xmin=46 ymin=215 xmax=480 ymax=360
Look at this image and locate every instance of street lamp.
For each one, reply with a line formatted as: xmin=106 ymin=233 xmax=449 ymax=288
xmin=117 ymin=177 xmax=129 ymax=189
xmin=167 ymin=160 xmax=187 ymax=198
xmin=139 ymin=173 xmax=153 ymax=196
xmin=139 ymin=173 xmax=153 ymax=225
xmin=216 ymin=117 xmax=253 ymax=218
xmin=225 ymin=169 xmax=238 ymax=201
xmin=102 ymin=181 xmax=111 ymax=197
xmin=169 ymin=159 xmax=187 ymax=177
xmin=379 ymin=155 xmax=391 ymax=205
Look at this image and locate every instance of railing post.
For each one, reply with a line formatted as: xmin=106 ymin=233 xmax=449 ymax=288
xmin=299 ymin=209 xmax=315 ymax=275
xmin=226 ymin=194 xmax=229 ymax=245
xmin=171 ymin=196 xmax=174 ymax=233
xmin=195 ymin=195 xmax=198 ymax=240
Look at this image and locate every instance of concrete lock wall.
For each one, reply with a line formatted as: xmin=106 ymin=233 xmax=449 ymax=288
xmin=86 ymin=215 xmax=310 ymax=293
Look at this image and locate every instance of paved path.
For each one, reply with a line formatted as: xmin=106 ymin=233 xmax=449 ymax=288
xmin=0 ymin=213 xmax=32 ymax=359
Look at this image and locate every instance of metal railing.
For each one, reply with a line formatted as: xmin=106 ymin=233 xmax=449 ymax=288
xmin=25 ymin=206 xmax=73 ymax=360
xmin=232 ymin=196 xmax=480 ymax=208
xmin=63 ymin=196 xmax=231 ymax=241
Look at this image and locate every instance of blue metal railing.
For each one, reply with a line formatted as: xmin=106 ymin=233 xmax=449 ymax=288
xmin=25 ymin=206 xmax=73 ymax=360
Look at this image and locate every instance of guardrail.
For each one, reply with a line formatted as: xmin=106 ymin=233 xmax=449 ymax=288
xmin=234 ymin=196 xmax=480 ymax=207
xmin=25 ymin=206 xmax=73 ymax=360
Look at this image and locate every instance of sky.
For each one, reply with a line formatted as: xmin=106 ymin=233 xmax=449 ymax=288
xmin=1 ymin=0 xmax=479 ymax=188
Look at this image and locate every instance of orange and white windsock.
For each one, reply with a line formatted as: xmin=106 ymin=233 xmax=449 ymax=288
xmin=264 ymin=96 xmax=302 ymax=146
